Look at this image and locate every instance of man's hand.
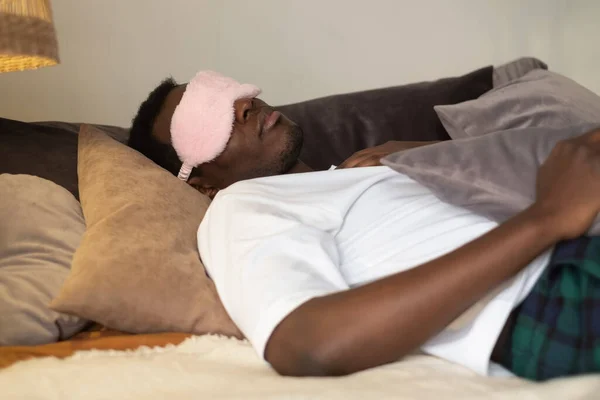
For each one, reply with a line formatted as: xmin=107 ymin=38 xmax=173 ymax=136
xmin=533 ymin=129 xmax=600 ymax=240
xmin=337 ymin=141 xmax=440 ymax=169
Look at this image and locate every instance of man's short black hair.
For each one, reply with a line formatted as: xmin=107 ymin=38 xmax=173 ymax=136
xmin=128 ymin=77 xmax=182 ymax=176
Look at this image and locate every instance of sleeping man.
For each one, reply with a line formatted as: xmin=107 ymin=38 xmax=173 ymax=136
xmin=128 ymin=71 xmax=600 ymax=381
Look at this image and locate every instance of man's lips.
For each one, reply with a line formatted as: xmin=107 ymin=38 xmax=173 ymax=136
xmin=261 ymin=110 xmax=281 ymax=135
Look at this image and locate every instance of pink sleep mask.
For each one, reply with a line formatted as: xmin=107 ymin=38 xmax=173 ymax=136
xmin=170 ymin=70 xmax=262 ymax=181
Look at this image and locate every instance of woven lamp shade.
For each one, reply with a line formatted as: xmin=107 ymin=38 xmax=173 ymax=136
xmin=0 ymin=0 xmax=59 ymax=72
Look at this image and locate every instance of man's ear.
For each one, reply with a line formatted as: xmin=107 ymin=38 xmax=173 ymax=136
xmin=188 ymin=176 xmax=219 ymax=199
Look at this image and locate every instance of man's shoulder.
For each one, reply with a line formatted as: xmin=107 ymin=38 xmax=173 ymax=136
xmin=221 ymin=166 xmax=396 ymax=195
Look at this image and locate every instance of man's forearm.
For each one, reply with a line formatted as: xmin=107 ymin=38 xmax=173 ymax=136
xmin=265 ymin=206 xmax=562 ymax=376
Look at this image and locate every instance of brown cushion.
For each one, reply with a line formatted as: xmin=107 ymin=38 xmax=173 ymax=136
xmin=50 ymin=125 xmax=242 ymax=337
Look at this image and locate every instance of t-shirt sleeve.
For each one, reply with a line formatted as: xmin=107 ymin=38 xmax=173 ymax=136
xmin=198 ymin=189 xmax=349 ymax=358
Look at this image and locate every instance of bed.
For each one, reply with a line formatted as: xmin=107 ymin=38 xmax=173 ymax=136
xmin=2 ymin=58 xmax=599 ymax=399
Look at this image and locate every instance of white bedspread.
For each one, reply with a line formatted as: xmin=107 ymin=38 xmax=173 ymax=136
xmin=1 ymin=335 xmax=599 ymax=400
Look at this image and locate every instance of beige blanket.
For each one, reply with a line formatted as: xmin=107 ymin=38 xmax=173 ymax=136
xmin=1 ymin=334 xmax=599 ymax=399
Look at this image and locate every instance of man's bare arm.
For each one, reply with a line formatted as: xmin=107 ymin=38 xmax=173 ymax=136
xmin=265 ymin=130 xmax=600 ymax=377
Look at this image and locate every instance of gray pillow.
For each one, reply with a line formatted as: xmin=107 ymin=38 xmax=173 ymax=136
xmin=492 ymin=57 xmax=547 ymax=87
xmin=434 ymin=70 xmax=600 ymax=139
xmin=382 ymin=123 xmax=600 ymax=235
xmin=0 ymin=174 xmax=89 ymax=345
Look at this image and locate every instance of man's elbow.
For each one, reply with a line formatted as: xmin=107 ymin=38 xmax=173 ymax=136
xmin=266 ymin=335 xmax=350 ymax=377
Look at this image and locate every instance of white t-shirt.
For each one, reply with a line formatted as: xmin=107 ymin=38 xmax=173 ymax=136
xmin=198 ymin=166 xmax=551 ymax=376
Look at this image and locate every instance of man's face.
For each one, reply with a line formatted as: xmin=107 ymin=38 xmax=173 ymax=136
xmin=152 ymin=85 xmax=303 ymax=191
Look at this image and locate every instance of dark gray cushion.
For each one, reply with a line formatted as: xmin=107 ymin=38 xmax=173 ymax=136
xmin=0 ymin=118 xmax=81 ymax=199
xmin=0 ymin=119 xmax=129 ymax=200
xmin=279 ymin=66 xmax=493 ymax=170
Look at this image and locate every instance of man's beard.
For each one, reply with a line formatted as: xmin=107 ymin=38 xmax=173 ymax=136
xmin=277 ymin=124 xmax=304 ymax=174
xmin=243 ymin=124 xmax=304 ymax=180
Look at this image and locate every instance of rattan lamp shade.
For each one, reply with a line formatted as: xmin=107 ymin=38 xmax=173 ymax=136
xmin=0 ymin=0 xmax=59 ymax=72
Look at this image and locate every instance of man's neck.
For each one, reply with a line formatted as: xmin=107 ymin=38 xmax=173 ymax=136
xmin=287 ymin=160 xmax=313 ymax=174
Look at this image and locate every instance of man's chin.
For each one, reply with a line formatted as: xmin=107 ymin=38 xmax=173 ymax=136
xmin=279 ymin=126 xmax=304 ymax=173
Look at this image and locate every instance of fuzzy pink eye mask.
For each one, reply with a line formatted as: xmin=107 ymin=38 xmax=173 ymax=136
xmin=170 ymin=70 xmax=261 ymax=181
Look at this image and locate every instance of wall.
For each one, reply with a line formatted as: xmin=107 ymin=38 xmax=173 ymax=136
xmin=0 ymin=0 xmax=598 ymax=127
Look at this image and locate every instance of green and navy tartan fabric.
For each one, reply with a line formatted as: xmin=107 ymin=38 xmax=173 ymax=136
xmin=504 ymin=236 xmax=600 ymax=381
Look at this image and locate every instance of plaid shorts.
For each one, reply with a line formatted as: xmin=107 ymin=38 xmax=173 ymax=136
xmin=503 ymin=236 xmax=600 ymax=381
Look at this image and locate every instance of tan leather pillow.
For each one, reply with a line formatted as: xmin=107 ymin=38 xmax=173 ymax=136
xmin=50 ymin=125 xmax=241 ymax=338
